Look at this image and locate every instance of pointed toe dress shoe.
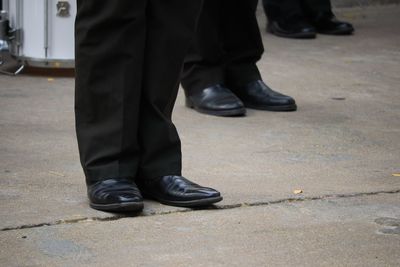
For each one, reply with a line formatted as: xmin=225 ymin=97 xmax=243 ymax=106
xmin=312 ymin=13 xmax=354 ymax=35
xmin=137 ymin=175 xmax=222 ymax=207
xmin=185 ymin=84 xmax=246 ymax=117
xmin=232 ymin=80 xmax=297 ymax=111
xmin=87 ymin=178 xmax=144 ymax=212
xmin=267 ymin=16 xmax=316 ymax=39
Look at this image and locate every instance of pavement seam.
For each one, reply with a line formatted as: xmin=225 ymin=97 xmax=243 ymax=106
xmin=2 ymin=189 xmax=400 ymax=232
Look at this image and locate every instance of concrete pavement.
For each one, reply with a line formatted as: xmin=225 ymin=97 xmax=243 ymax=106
xmin=1 ymin=5 xmax=400 ymax=266
xmin=1 ymin=194 xmax=399 ymax=266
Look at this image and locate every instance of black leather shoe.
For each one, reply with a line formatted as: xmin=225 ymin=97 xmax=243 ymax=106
xmin=137 ymin=175 xmax=222 ymax=207
xmin=87 ymin=178 xmax=144 ymax=212
xmin=267 ymin=16 xmax=316 ymax=39
xmin=185 ymin=84 xmax=246 ymax=117
xmin=232 ymin=80 xmax=297 ymax=111
xmin=312 ymin=13 xmax=354 ymax=35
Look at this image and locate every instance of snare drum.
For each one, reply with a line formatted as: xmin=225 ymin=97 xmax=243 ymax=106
xmin=3 ymin=0 xmax=76 ymax=68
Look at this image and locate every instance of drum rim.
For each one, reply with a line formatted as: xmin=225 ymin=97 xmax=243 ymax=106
xmin=12 ymin=54 xmax=75 ymax=69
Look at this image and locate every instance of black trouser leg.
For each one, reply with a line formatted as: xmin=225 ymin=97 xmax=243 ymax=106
xmin=301 ymin=0 xmax=332 ymax=16
xmin=262 ymin=0 xmax=304 ymax=22
xmin=181 ymin=0 xmax=225 ymax=95
xmin=181 ymin=0 xmax=263 ymax=94
xmin=263 ymin=0 xmax=332 ymax=20
xmin=222 ymin=0 xmax=263 ymax=87
xmin=75 ymin=0 xmax=202 ymax=184
xmin=75 ymin=1 xmax=146 ymax=183
xmin=138 ymin=0 xmax=203 ymax=180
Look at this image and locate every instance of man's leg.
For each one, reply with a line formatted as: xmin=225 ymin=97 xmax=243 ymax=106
xmin=180 ymin=0 xmax=246 ymax=117
xmin=222 ymin=0 xmax=263 ymax=87
xmin=301 ymin=0 xmax=354 ymax=35
xmin=301 ymin=0 xmax=332 ymax=16
xmin=136 ymin=0 xmax=223 ymax=207
xmin=75 ymin=0 xmax=146 ymax=184
xmin=222 ymin=0 xmax=297 ymax=112
xmin=262 ymin=0 xmax=316 ymax=39
xmin=75 ymin=0 xmax=147 ymax=211
xmin=138 ymin=0 xmax=204 ymax=180
xmin=181 ymin=0 xmax=224 ymax=94
xmin=76 ymin=0 xmax=222 ymax=211
xmin=263 ymin=0 xmax=303 ymax=22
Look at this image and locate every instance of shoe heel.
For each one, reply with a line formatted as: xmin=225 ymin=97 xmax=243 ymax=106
xmin=185 ymin=97 xmax=194 ymax=108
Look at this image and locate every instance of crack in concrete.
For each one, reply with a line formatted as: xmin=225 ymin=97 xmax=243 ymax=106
xmin=2 ymin=189 xmax=400 ymax=232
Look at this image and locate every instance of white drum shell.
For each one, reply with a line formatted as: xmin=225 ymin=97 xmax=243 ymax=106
xmin=6 ymin=0 xmax=75 ymax=68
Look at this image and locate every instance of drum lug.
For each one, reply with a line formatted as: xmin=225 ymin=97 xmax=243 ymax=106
xmin=0 ymin=11 xmax=21 ymax=44
xmin=56 ymin=1 xmax=71 ymax=17
xmin=0 ymin=11 xmax=10 ymax=41
xmin=8 ymin=28 xmax=22 ymax=43
xmin=0 ymin=11 xmax=24 ymax=75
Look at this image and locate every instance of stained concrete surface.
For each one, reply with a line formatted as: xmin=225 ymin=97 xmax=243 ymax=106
xmin=333 ymin=0 xmax=400 ymax=7
xmin=0 ymin=5 xmax=400 ymax=266
xmin=1 ymin=194 xmax=399 ymax=266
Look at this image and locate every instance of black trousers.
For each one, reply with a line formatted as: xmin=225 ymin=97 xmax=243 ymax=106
xmin=263 ymin=0 xmax=332 ymax=21
xmin=181 ymin=0 xmax=264 ymax=95
xmin=75 ymin=0 xmax=202 ymax=184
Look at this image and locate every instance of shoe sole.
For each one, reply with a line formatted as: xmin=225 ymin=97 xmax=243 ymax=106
xmin=318 ymin=29 xmax=354 ymax=35
xmin=143 ymin=193 xmax=223 ymax=208
xmin=90 ymin=201 xmax=144 ymax=212
xmin=267 ymin=26 xmax=316 ymax=39
xmin=185 ymin=98 xmax=246 ymax=117
xmin=193 ymin=107 xmax=246 ymax=117
xmin=244 ymin=102 xmax=297 ymax=112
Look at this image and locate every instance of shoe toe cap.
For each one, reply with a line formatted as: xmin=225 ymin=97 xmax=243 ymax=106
xmin=188 ymin=187 xmax=221 ymax=198
xmin=88 ymin=179 xmax=143 ymax=204
xmin=115 ymin=193 xmax=143 ymax=203
xmin=338 ymin=22 xmax=354 ymax=31
xmin=204 ymin=95 xmax=244 ymax=111
xmin=259 ymin=94 xmax=296 ymax=106
xmin=213 ymin=101 xmax=244 ymax=111
xmin=300 ymin=26 xmax=316 ymax=33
